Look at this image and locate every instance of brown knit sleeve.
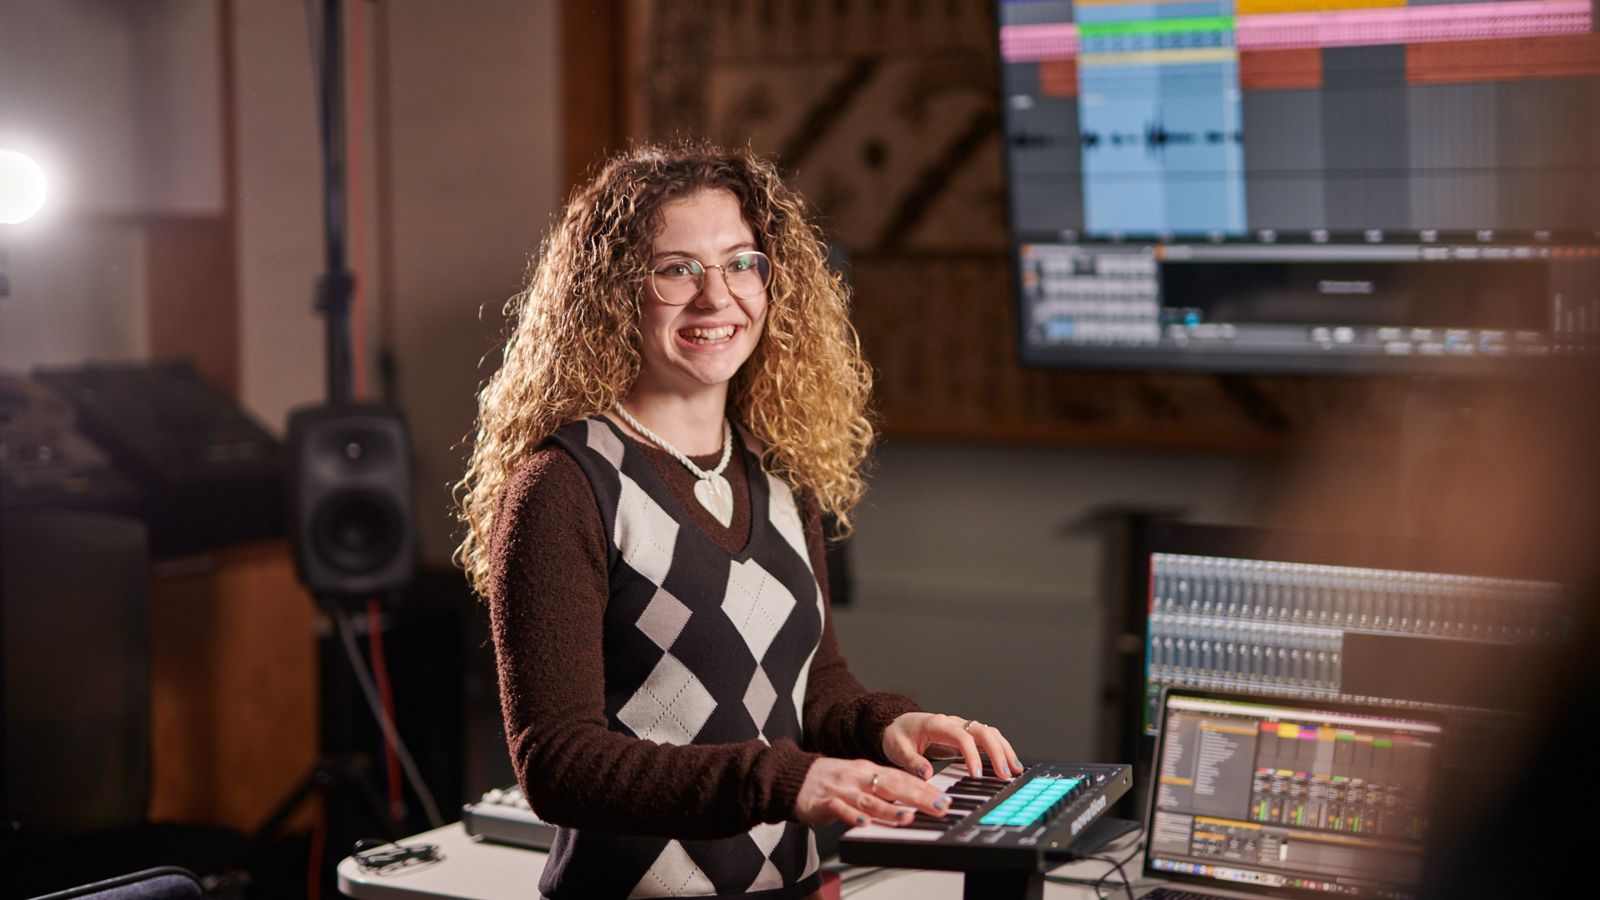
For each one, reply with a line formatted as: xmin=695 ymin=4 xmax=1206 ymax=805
xmin=486 ymin=446 xmax=819 ymax=839
xmin=796 ymin=492 xmax=922 ymax=762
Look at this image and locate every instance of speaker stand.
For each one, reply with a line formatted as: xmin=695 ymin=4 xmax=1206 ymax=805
xmin=962 ymin=870 xmax=1042 ymax=900
xmin=262 ymin=1 xmax=416 ymax=891
xmin=254 ymin=754 xmax=394 ymax=846
xmin=253 ymin=598 xmax=407 ymax=897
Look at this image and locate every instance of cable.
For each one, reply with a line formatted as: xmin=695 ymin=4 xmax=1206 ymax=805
xmin=1095 ymin=837 xmax=1145 ymax=900
xmin=1046 ymin=839 xmax=1147 ymax=899
xmin=332 ymin=606 xmax=445 ymax=827
xmin=1046 ymin=870 xmax=1147 ymax=898
xmin=1089 ymin=852 xmax=1136 ymax=900
xmin=308 ymin=797 xmax=326 ymax=900
xmin=367 ymin=597 xmax=403 ymax=820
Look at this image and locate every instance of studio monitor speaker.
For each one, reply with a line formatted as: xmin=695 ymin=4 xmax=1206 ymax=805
xmin=287 ymin=404 xmax=416 ymax=597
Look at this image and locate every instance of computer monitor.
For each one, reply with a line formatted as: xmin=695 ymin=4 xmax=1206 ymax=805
xmin=996 ymin=1 xmax=1600 ymax=373
xmin=1145 ymin=689 xmax=1445 ymax=898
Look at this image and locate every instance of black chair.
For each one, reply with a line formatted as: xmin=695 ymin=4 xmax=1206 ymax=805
xmin=26 ymin=867 xmax=205 ymax=900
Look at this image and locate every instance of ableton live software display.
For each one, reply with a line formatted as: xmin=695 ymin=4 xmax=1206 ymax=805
xmin=997 ymin=0 xmax=1600 ymax=371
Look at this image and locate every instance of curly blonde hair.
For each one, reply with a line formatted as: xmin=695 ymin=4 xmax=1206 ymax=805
xmin=453 ymin=141 xmax=875 ymax=596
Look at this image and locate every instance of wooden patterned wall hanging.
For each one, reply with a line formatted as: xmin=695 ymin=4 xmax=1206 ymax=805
xmin=635 ymin=0 xmax=1405 ymax=451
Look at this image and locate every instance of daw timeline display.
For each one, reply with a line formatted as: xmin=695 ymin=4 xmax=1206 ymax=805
xmin=1157 ymin=716 xmax=1433 ymax=839
xmin=994 ymin=0 xmax=1600 ymax=373
xmin=1147 ymin=695 xmax=1442 ymax=895
xmin=997 ymin=0 xmax=1599 ymax=241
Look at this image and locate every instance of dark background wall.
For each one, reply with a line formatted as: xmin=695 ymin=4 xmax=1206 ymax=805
xmin=0 ymin=0 xmax=1548 ymax=868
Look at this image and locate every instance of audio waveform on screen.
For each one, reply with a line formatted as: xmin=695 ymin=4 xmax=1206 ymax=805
xmin=1080 ymin=123 xmax=1244 ymax=152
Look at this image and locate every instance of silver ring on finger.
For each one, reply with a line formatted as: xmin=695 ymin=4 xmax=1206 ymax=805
xmin=965 ymin=719 xmax=985 ymax=732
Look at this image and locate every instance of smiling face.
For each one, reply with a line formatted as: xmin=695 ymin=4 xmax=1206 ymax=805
xmin=633 ymin=188 xmax=769 ymax=398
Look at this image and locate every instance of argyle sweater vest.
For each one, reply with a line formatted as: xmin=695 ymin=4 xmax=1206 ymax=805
xmin=539 ymin=417 xmax=825 ymax=899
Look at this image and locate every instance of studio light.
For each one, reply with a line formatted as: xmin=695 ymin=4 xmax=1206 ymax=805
xmin=0 ymin=149 xmax=48 ymax=225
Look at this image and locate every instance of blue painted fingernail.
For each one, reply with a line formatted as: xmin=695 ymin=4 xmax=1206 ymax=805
xmin=935 ymin=796 xmax=950 ymax=811
xmin=856 ymin=815 xmax=867 ymax=825
xmin=918 ymin=765 xmax=931 ymax=778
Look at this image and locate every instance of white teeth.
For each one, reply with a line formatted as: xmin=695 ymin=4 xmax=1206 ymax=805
xmin=683 ymin=325 xmax=735 ymax=343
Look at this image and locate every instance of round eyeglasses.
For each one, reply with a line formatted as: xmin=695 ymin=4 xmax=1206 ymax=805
xmin=647 ymin=250 xmax=772 ymax=305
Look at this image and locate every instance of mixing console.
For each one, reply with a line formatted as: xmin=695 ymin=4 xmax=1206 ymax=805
xmin=1143 ymin=549 xmax=1571 ymax=741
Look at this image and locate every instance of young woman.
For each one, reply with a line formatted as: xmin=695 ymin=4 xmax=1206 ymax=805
xmin=455 ymin=142 xmax=1019 ymax=899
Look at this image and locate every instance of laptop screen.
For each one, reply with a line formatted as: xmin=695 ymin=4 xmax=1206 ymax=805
xmin=1144 ymin=690 xmax=1443 ymax=899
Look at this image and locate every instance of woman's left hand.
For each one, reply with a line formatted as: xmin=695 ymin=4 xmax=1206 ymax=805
xmin=881 ymin=712 xmax=1023 ymax=781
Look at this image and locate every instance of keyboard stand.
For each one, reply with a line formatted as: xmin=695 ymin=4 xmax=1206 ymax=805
xmin=960 ymin=816 xmax=1141 ymax=900
xmin=963 ymin=870 xmax=1044 ymax=900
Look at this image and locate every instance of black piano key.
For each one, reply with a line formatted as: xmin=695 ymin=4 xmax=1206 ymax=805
xmin=950 ymin=777 xmax=1008 ymax=793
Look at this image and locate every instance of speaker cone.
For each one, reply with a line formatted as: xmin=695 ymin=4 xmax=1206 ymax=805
xmin=311 ymin=488 xmax=403 ymax=574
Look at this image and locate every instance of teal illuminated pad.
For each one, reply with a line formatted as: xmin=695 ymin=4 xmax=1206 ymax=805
xmin=977 ymin=776 xmax=1082 ymax=827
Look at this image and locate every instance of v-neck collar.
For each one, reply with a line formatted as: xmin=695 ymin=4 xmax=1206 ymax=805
xmin=595 ymin=415 xmax=768 ymax=562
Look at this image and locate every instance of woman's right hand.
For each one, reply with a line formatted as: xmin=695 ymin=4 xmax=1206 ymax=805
xmin=792 ymin=757 xmax=952 ymax=827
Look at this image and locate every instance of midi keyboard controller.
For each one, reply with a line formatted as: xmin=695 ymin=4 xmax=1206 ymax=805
xmin=840 ymin=760 xmax=1134 ymax=898
xmin=461 ymin=784 xmax=556 ymax=850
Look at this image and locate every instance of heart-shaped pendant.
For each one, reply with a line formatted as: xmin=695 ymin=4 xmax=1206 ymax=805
xmin=693 ymin=474 xmax=735 ymax=527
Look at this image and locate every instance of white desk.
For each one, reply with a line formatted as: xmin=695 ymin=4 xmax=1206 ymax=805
xmin=338 ymin=823 xmax=1155 ymax=899
xmin=337 ymin=824 xmax=549 ymax=900
xmin=829 ymin=861 xmax=1153 ymax=898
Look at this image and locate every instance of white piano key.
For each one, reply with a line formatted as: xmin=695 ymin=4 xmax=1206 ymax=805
xmin=842 ymin=824 xmax=944 ymax=841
